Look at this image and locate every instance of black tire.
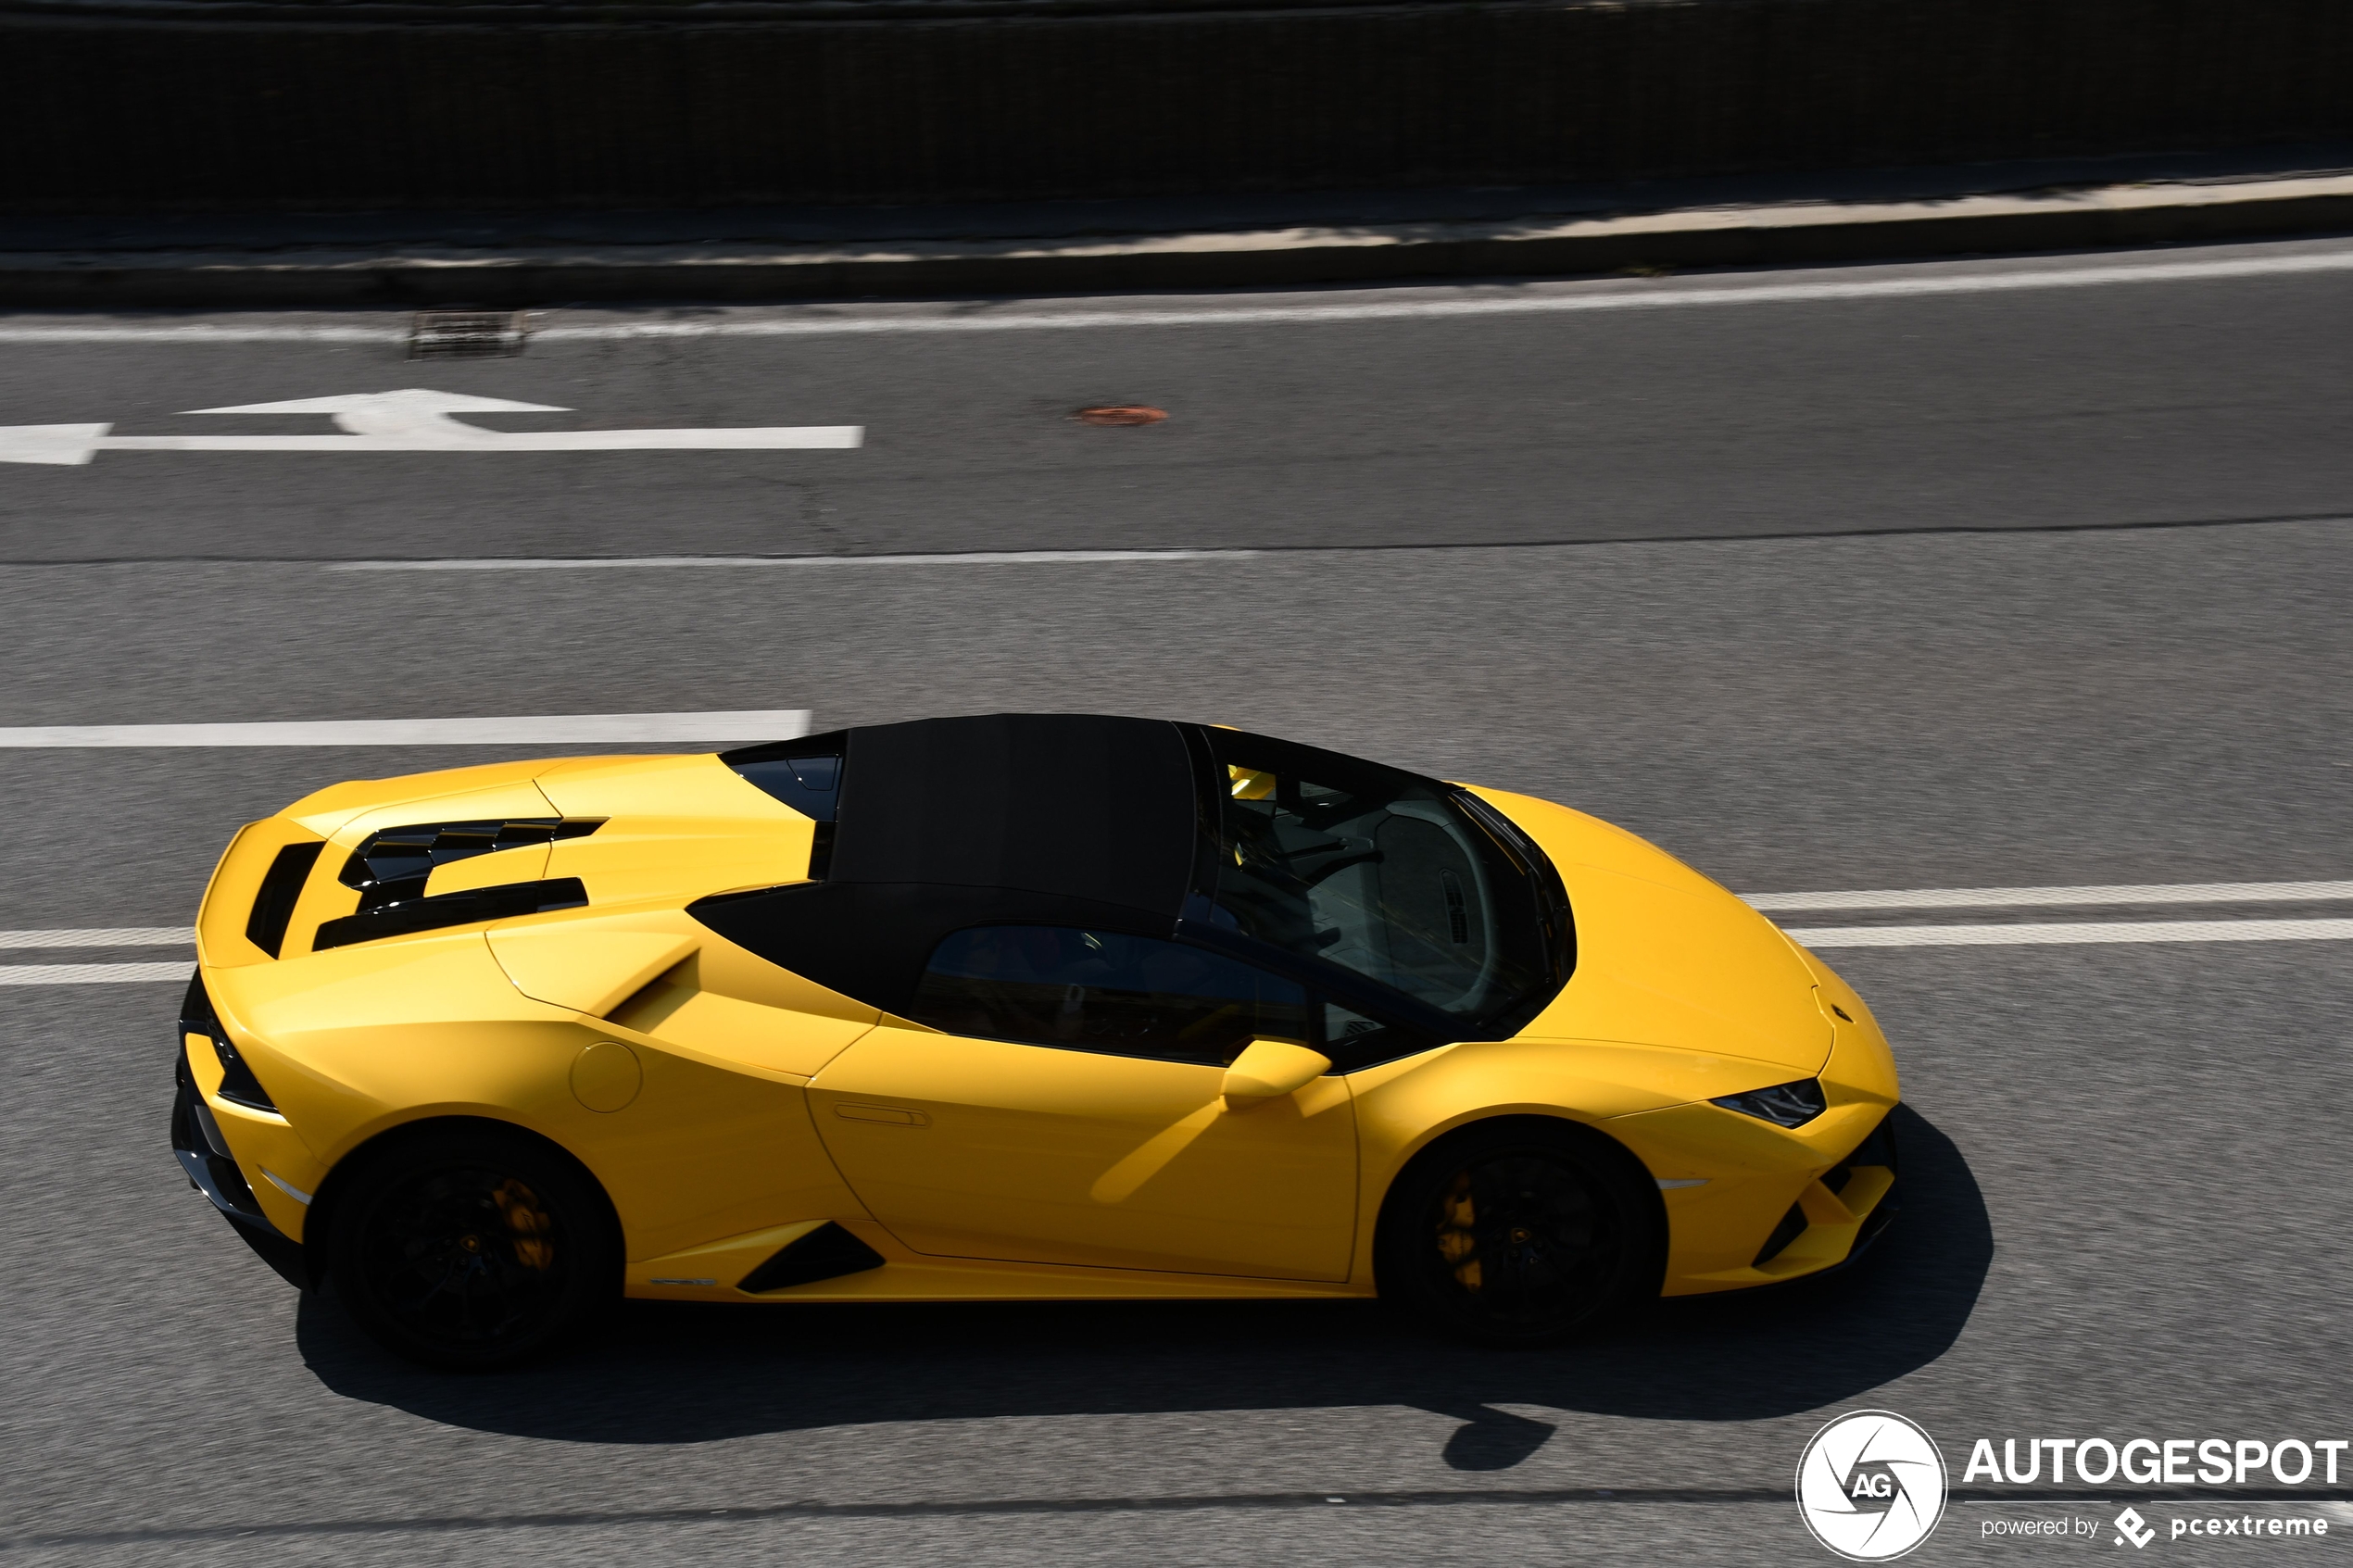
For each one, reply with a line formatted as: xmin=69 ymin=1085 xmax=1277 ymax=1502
xmin=323 ymin=1123 xmax=619 ymax=1371
xmin=1374 ymin=1117 xmax=1664 ymax=1347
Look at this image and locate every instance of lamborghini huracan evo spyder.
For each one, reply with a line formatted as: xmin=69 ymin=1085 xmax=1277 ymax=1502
xmin=172 ymin=714 xmax=1900 ymax=1368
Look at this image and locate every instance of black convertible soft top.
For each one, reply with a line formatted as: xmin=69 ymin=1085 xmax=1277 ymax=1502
xmin=827 ymin=713 xmax=1195 ymax=910
xmin=694 ymin=711 xmax=1570 ymax=1044
xmin=693 ymin=714 xmax=1199 ymax=1013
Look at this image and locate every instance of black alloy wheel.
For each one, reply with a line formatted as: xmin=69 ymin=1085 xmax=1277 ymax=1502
xmin=325 ymin=1126 xmax=617 ymax=1371
xmin=1376 ymin=1119 xmax=1663 ymax=1346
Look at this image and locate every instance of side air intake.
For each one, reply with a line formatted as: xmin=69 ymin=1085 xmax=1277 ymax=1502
xmin=1753 ymin=1201 xmax=1809 ymax=1267
xmin=737 ymin=1222 xmax=887 ymax=1294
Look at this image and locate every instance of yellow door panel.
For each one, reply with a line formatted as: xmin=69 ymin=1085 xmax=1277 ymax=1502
xmin=807 ymin=1027 xmax=1358 ymax=1281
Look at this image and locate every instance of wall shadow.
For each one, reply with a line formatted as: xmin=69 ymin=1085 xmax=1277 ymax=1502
xmin=301 ymin=1104 xmax=1991 ymax=1467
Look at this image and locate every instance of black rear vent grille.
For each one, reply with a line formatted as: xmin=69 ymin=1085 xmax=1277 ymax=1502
xmin=245 ymin=841 xmax=324 ymax=958
xmin=210 ymin=1037 xmax=278 ymax=1111
xmin=172 ymin=1054 xmax=269 ymax=1225
xmin=341 ymin=818 xmax=601 ymax=912
xmin=179 ymin=968 xmax=217 ymax=1036
xmin=178 ymin=972 xmax=277 ymax=1111
xmin=313 ymin=878 xmax=588 ymax=952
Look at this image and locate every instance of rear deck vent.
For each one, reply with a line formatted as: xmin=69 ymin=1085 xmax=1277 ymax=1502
xmin=313 ymin=877 xmax=588 ymax=951
xmin=246 ymin=841 xmax=324 ymax=958
xmin=737 ymin=1222 xmax=887 ymax=1293
xmin=341 ymin=818 xmax=600 ymax=911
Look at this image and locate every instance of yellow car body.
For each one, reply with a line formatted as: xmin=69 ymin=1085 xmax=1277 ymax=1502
xmin=172 ymin=715 xmax=1898 ymax=1359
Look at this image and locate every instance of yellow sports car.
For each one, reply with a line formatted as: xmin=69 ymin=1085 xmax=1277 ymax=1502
xmin=172 ymin=714 xmax=1899 ymax=1368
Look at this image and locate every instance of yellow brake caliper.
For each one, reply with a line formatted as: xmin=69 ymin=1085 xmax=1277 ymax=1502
xmin=1437 ymin=1173 xmax=1481 ymax=1291
xmin=493 ymin=1179 xmax=556 ymax=1272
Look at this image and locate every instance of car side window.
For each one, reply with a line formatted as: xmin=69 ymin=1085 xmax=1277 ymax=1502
xmin=909 ymin=925 xmax=1309 ymax=1068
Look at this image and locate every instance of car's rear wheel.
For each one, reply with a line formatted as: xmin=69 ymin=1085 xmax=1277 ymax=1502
xmin=1375 ymin=1118 xmax=1663 ymax=1347
xmin=324 ymin=1125 xmax=618 ymax=1371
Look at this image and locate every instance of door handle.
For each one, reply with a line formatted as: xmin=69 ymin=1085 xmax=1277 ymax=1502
xmin=833 ymin=1103 xmax=931 ymax=1127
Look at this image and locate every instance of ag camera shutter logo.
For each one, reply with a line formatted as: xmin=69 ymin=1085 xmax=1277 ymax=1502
xmin=1795 ymin=1410 xmax=1949 ymax=1561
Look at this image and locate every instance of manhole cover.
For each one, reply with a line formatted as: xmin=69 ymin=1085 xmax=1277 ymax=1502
xmin=1075 ymin=405 xmax=1167 ymax=426
xmin=410 ymin=310 xmax=529 ymax=359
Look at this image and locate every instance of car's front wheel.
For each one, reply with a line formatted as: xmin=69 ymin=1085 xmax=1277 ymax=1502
xmin=323 ymin=1123 xmax=619 ymax=1371
xmin=1375 ymin=1118 xmax=1664 ymax=1347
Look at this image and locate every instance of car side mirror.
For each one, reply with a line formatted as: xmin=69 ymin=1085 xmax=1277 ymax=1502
xmin=1220 ymin=1039 xmax=1333 ymax=1107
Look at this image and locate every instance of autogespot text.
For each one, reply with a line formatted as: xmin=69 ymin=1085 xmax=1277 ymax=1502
xmin=1962 ymin=1437 xmax=2347 ymax=1486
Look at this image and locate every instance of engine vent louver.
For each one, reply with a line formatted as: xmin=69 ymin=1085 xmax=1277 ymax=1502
xmin=340 ymin=818 xmax=601 ymax=911
xmin=313 ymin=878 xmax=588 ymax=952
xmin=737 ymin=1222 xmax=887 ymax=1293
xmin=245 ymin=841 xmax=324 ymax=958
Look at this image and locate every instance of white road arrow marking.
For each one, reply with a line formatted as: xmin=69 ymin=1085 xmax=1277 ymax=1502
xmin=0 ymin=388 xmax=862 ymax=464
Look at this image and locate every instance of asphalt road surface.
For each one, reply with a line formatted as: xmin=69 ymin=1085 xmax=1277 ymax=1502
xmin=3 ymin=239 xmax=2351 ymax=1566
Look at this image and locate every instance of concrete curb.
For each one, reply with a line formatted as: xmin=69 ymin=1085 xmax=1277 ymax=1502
xmin=7 ymin=173 xmax=2353 ymax=307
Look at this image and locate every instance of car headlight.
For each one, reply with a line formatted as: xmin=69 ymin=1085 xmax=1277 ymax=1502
xmin=1711 ymin=1078 xmax=1826 ymax=1128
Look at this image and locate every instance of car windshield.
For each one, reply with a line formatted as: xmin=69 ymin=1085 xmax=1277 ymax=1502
xmin=1190 ymin=730 xmax=1567 ymax=1031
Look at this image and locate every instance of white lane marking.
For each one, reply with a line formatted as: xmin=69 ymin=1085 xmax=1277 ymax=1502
xmin=1747 ymin=879 xmax=2353 ymax=911
xmin=0 ymin=962 xmax=192 ymax=985
xmin=1786 ymin=919 xmax=2353 ymax=947
xmin=0 ymin=927 xmax=191 ymax=947
xmin=525 ymin=252 xmax=2353 ymax=336
xmin=0 ymin=324 xmax=400 ymax=344
xmin=0 ymin=709 xmax=811 ymax=746
xmin=12 ymin=901 xmax=2352 ymax=979
xmin=0 ymin=390 xmax=862 ymax=467
xmin=330 ymin=548 xmax=1260 ymax=571
xmin=4 ymin=248 xmax=2353 ymax=346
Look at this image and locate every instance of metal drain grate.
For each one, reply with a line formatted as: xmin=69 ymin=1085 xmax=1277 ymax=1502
xmin=409 ymin=310 xmax=529 ymax=359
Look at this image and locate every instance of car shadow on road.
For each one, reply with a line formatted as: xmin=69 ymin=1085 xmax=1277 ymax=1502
xmin=299 ymin=1104 xmax=1991 ymax=1470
